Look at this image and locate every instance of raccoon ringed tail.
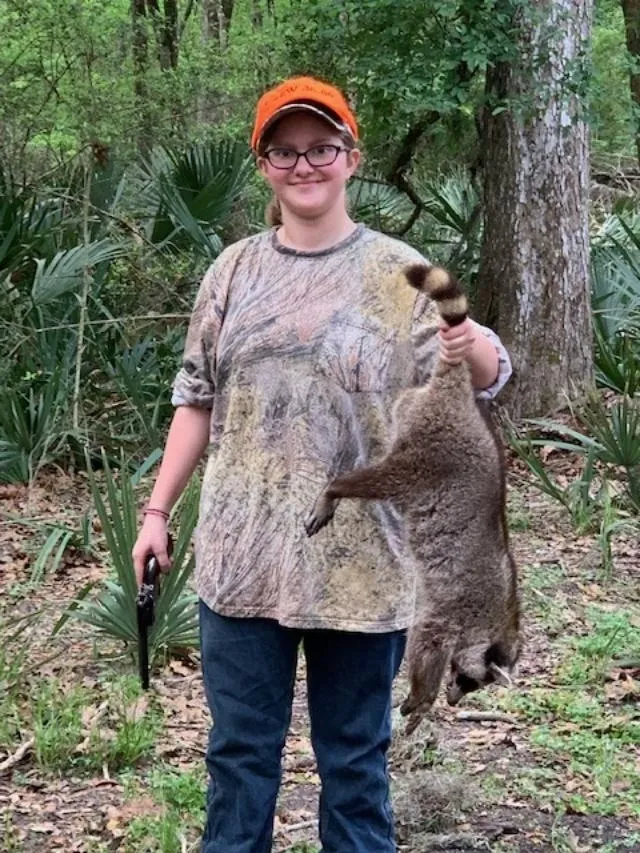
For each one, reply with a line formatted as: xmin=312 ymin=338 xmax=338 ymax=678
xmin=402 ymin=263 xmax=468 ymax=327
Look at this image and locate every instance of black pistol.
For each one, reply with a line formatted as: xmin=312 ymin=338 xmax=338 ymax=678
xmin=136 ymin=552 xmax=161 ymax=690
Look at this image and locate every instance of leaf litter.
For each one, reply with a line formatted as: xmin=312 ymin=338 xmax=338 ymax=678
xmin=0 ymin=459 xmax=639 ymax=852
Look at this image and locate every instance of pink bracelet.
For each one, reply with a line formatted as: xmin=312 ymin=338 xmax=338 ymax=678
xmin=142 ymin=506 xmax=170 ymax=520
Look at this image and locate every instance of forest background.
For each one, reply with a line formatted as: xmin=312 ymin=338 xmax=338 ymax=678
xmin=1 ymin=1 xmax=640 ymax=852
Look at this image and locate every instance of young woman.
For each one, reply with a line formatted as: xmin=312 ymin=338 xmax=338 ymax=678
xmin=132 ymin=76 xmax=512 ymax=853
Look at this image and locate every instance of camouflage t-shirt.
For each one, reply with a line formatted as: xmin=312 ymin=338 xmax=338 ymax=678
xmin=172 ymin=225 xmax=512 ymax=632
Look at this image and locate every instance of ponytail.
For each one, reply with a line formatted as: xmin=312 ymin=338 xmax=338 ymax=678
xmin=265 ymin=195 xmax=283 ymax=227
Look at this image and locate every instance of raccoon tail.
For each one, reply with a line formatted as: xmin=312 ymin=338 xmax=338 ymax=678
xmin=402 ymin=263 xmax=468 ymax=327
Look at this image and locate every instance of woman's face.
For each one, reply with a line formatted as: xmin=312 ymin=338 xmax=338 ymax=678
xmin=257 ymin=112 xmax=360 ymax=221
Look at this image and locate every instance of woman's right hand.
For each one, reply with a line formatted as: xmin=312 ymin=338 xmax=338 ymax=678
xmin=132 ymin=516 xmax=173 ymax=587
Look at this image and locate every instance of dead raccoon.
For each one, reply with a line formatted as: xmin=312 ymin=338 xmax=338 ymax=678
xmin=304 ymin=263 xmax=521 ymax=735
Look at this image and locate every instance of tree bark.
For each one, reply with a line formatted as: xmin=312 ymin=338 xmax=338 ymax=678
xmin=621 ymin=0 xmax=640 ymax=165
xmin=252 ymin=0 xmax=263 ymax=28
xmin=147 ymin=0 xmax=179 ymax=70
xmin=202 ymin=0 xmax=220 ymax=43
xmin=385 ymin=111 xmax=440 ymax=235
xmin=132 ymin=0 xmax=153 ymax=153
xmin=475 ymin=0 xmax=593 ymax=418
xmin=162 ymin=0 xmax=179 ymax=70
xmin=201 ymin=0 xmax=234 ymax=48
xmin=198 ymin=0 xmax=225 ymax=125
xmin=219 ymin=0 xmax=235 ymax=47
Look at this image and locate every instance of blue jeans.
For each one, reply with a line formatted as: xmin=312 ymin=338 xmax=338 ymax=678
xmin=199 ymin=601 xmax=406 ymax=853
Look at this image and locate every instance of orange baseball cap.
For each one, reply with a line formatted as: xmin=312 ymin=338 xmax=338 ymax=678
xmin=251 ymin=76 xmax=358 ymax=151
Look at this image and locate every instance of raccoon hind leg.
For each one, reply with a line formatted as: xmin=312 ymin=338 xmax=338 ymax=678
xmin=400 ymin=624 xmax=454 ymax=735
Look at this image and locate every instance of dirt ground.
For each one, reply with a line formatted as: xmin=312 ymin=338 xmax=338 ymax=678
xmin=0 ymin=456 xmax=639 ymax=853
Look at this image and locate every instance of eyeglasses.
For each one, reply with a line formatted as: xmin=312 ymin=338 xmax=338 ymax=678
xmin=263 ymin=144 xmax=349 ymax=170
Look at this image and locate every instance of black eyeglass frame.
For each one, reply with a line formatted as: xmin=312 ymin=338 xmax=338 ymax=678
xmin=262 ymin=144 xmax=350 ymax=170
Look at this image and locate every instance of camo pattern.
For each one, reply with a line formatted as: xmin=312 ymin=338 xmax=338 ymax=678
xmin=172 ymin=226 xmax=511 ymax=632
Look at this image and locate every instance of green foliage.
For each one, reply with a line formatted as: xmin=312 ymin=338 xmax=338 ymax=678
xmin=131 ymin=141 xmax=254 ymax=257
xmin=529 ymin=725 xmax=640 ymax=816
xmin=0 ymin=133 xmax=256 ymax=478
xmin=147 ymin=765 xmax=206 ymax=812
xmin=591 ymin=214 xmax=640 ymax=395
xmin=0 ymin=372 xmax=76 ymax=483
xmin=485 ymin=602 xmax=640 ymax=820
xmin=123 ymin=814 xmax=185 ymax=853
xmin=510 ymin=388 xmax=639 ymax=578
xmin=560 ymin=608 xmax=640 ymax=685
xmin=347 ymin=178 xmax=412 ymax=234
xmin=597 ymin=481 xmax=636 ymax=579
xmin=100 ymin=329 xmax=185 ymax=451
xmin=280 ymin=0 xmax=525 ymax=164
xmin=0 ymin=614 xmax=41 ymax=749
xmin=509 ymin=434 xmax=604 ymax=533
xmin=29 ymin=526 xmax=75 ymax=586
xmin=592 ymin=214 xmax=640 ymax=329
xmin=31 ymin=239 xmax=127 ymax=305
xmin=414 ymin=170 xmax=482 ymax=286
xmin=531 ymin=397 xmax=639 ymax=469
xmin=77 ymin=451 xmax=200 ymax=665
xmin=117 ymin=765 xmax=206 ymax=853
xmin=32 ymin=681 xmax=89 ymax=771
xmin=591 ymin=0 xmax=636 ymax=161
xmin=0 ymin=0 xmax=633 ymax=190
xmin=507 ymin=211 xmax=638 ymax=550
xmin=594 ymin=325 xmax=640 ymax=397
xmin=512 ymin=204 xmax=640 ymax=531
xmin=31 ymin=675 xmax=162 ymax=773
xmin=600 ymin=835 xmax=640 ymax=852
xmin=526 ymin=394 xmax=640 ymax=511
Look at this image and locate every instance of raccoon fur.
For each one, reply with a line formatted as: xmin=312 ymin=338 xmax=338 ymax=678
xmin=304 ymin=263 xmax=521 ymax=735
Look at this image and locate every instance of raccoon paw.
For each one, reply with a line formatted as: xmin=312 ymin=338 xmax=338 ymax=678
xmin=402 ymin=706 xmax=428 ymax=737
xmin=400 ymin=693 xmax=433 ymax=736
xmin=304 ymin=512 xmax=327 ymax=537
xmin=400 ymin=694 xmax=418 ymax=718
xmin=304 ymin=494 xmax=336 ymax=537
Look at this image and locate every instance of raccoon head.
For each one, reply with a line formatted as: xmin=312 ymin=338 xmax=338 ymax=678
xmin=445 ymin=639 xmax=521 ymax=706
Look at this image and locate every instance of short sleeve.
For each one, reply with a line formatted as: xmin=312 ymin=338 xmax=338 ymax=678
xmin=171 ymin=264 xmax=223 ymax=408
xmin=474 ymin=326 xmax=512 ymax=400
xmin=411 ymin=291 xmax=512 ymax=399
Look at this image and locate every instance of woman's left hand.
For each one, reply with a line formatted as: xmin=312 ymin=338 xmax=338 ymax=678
xmin=438 ymin=319 xmax=476 ymax=366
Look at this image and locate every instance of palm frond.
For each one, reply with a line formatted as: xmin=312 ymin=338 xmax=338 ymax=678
xmin=132 ymin=140 xmax=253 ymax=257
xmin=76 ymin=452 xmax=201 ymax=663
xmin=348 ymin=178 xmax=412 ymax=231
xmin=31 ymin=239 xmax=127 ymax=305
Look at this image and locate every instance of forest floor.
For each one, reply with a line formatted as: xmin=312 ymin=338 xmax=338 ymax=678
xmin=0 ymin=454 xmax=639 ymax=853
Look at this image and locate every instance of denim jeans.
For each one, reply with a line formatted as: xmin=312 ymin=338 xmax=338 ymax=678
xmin=199 ymin=601 xmax=406 ymax=853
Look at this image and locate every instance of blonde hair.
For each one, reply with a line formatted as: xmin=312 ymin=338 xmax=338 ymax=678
xmin=257 ymin=126 xmax=357 ymax=228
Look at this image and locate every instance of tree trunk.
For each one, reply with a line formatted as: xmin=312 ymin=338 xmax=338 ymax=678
xmin=147 ymin=0 xmax=179 ymax=70
xmin=621 ymin=0 xmax=640 ymax=165
xmin=201 ymin=0 xmax=234 ymax=48
xmin=219 ymin=0 xmax=234 ymax=48
xmin=162 ymin=0 xmax=179 ymax=70
xmin=198 ymin=0 xmax=223 ymax=125
xmin=132 ymin=0 xmax=153 ymax=153
xmin=202 ymin=0 xmax=220 ymax=43
xmin=475 ymin=0 xmax=593 ymax=418
xmin=251 ymin=0 xmax=263 ymax=28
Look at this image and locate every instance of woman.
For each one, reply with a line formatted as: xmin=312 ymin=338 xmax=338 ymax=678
xmin=132 ymin=76 xmax=511 ymax=853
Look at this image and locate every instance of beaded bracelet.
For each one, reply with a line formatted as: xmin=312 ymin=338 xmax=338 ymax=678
xmin=142 ymin=506 xmax=170 ymax=520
